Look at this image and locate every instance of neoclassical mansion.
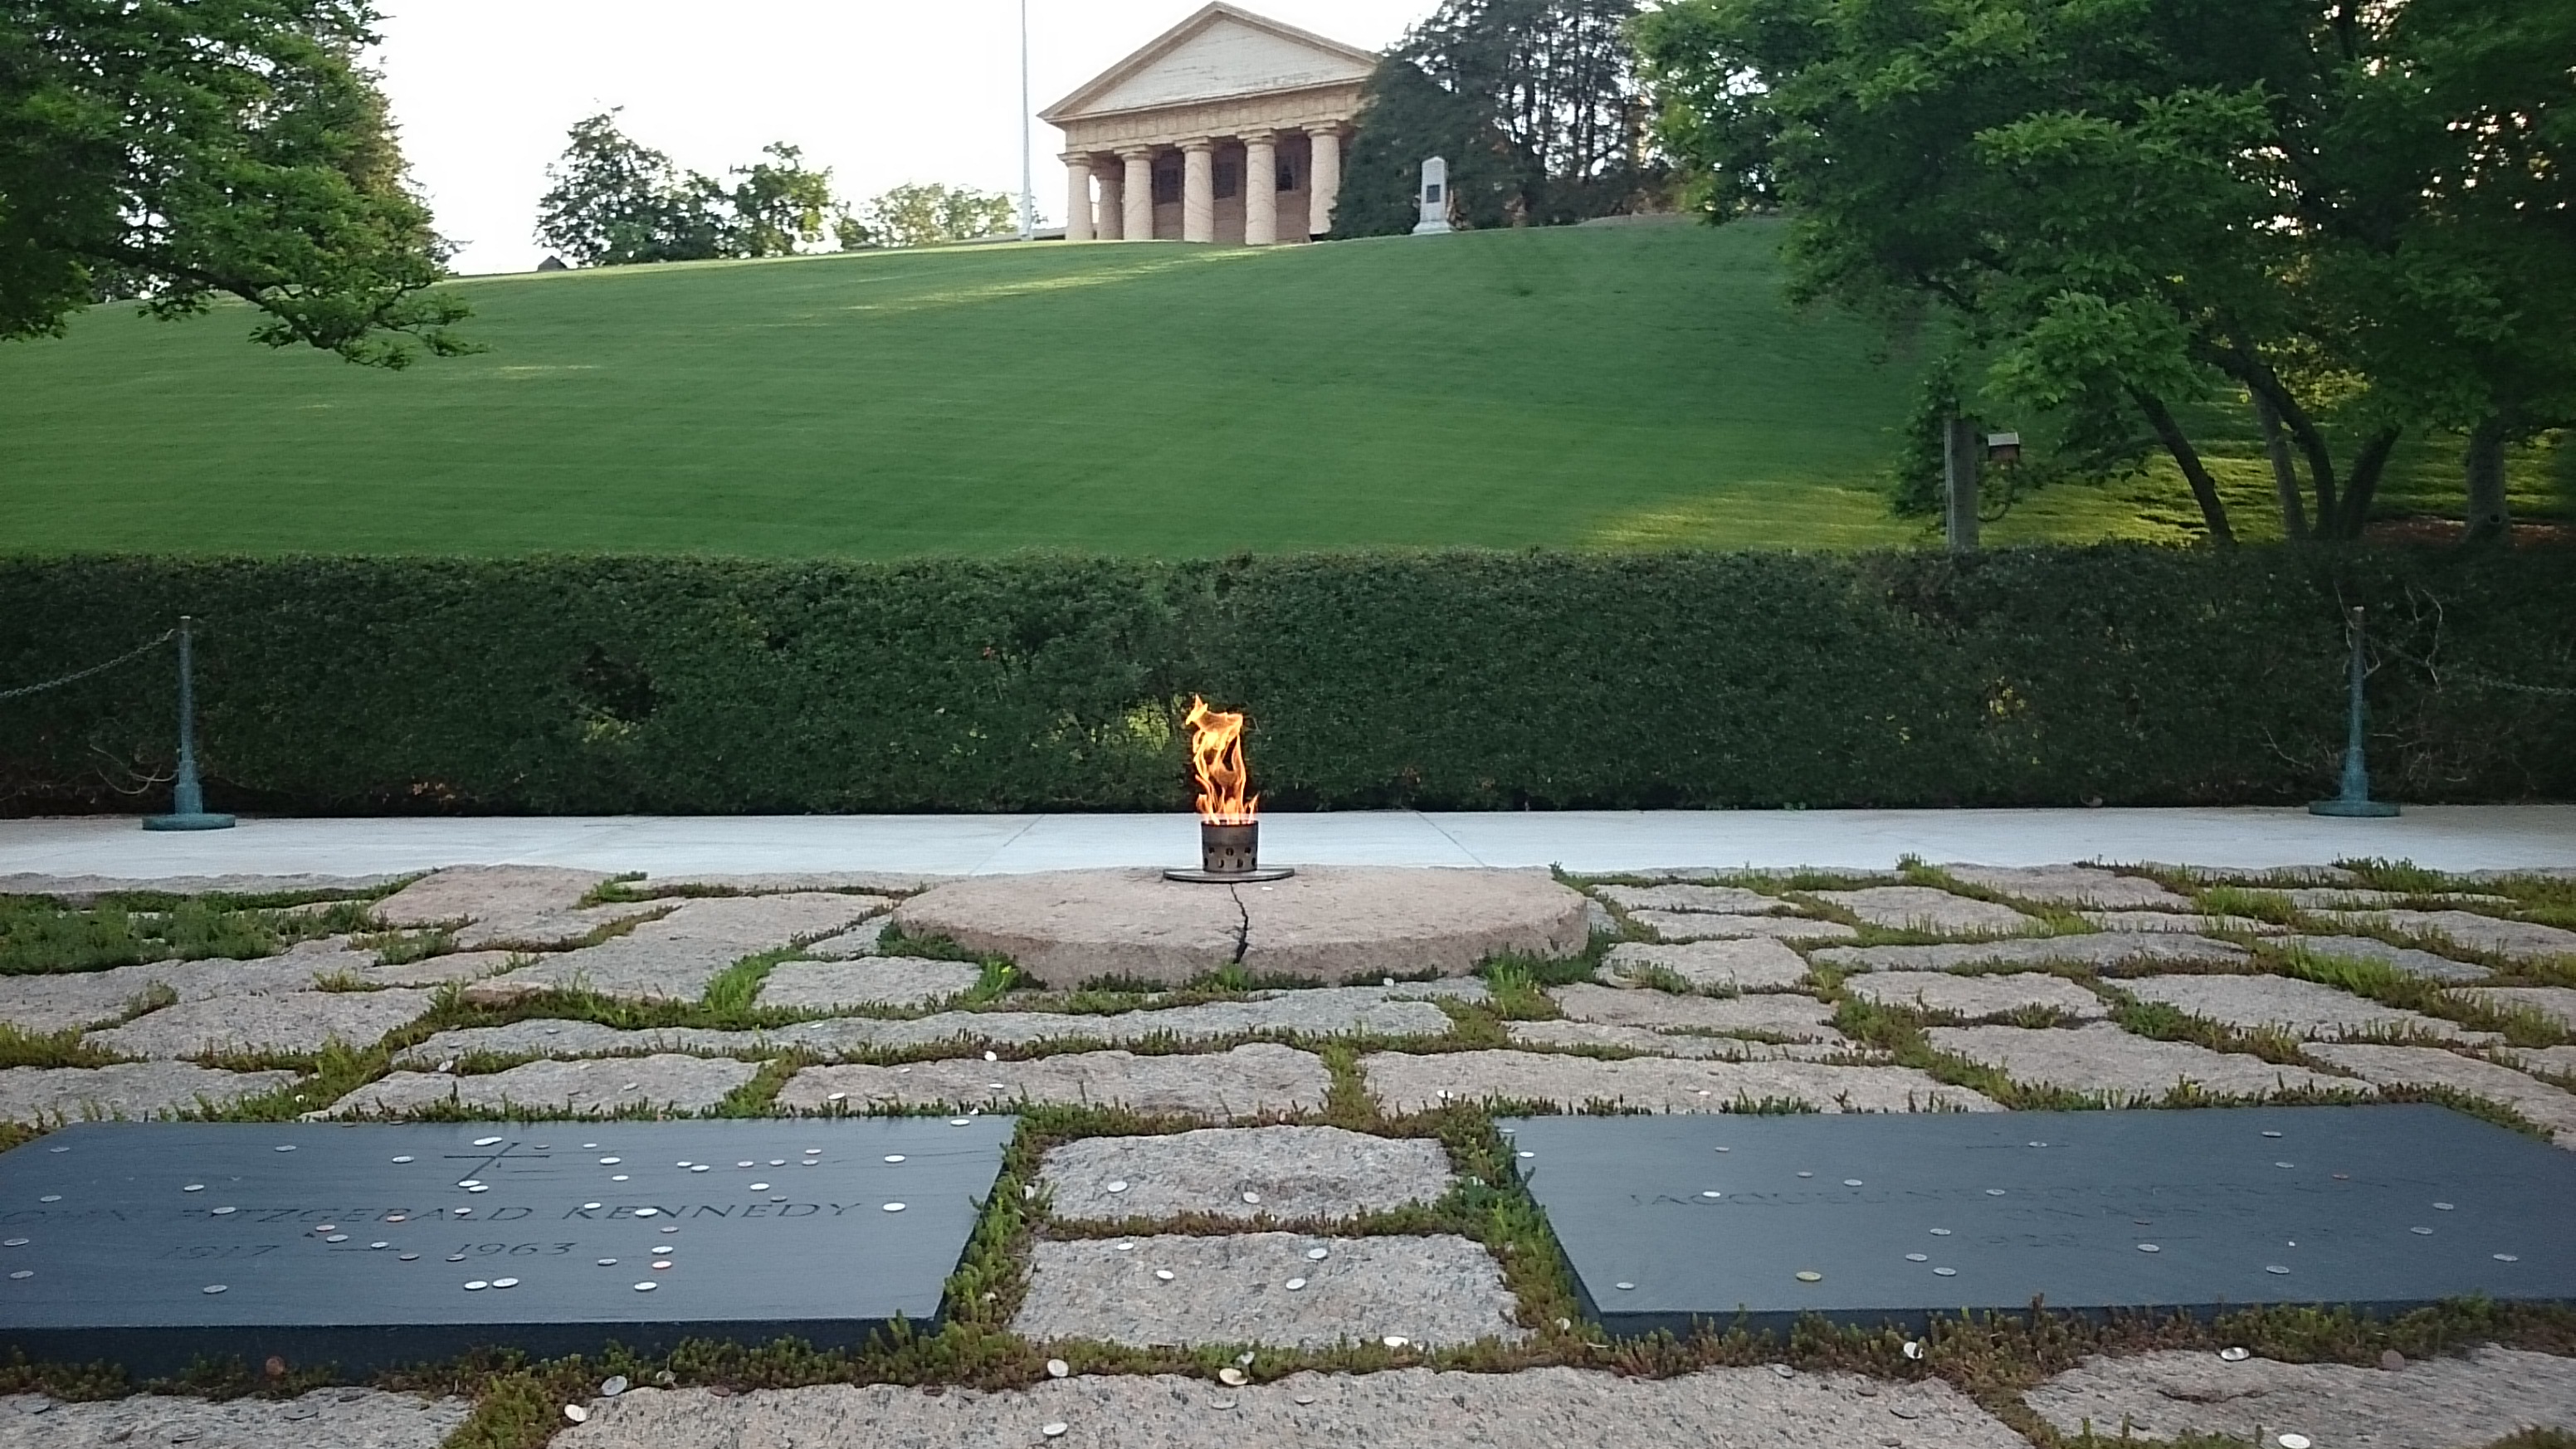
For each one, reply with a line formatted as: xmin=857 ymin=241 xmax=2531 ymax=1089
xmin=1043 ymin=3 xmax=1374 ymax=245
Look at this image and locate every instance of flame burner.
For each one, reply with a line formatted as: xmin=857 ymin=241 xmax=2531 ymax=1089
xmin=1166 ymin=821 xmax=1294 ymax=884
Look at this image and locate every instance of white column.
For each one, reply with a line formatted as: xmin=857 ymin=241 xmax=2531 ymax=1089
xmin=1093 ymin=157 xmax=1124 ymax=240
xmin=1242 ymin=129 xmax=1279 ymax=246
xmin=1120 ymin=147 xmax=1154 ymax=241
xmin=1182 ymin=138 xmax=1216 ymax=244
xmin=1061 ymin=154 xmax=1094 ymax=242
xmin=1308 ymin=125 xmax=1345 ymax=238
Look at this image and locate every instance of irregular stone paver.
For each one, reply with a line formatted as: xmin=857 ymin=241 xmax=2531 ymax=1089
xmin=1925 ymin=1023 xmax=2369 ymax=1103
xmin=2281 ymin=888 xmax=2516 ymax=910
xmin=627 ymin=871 xmax=943 ymax=895
xmin=754 ymin=957 xmax=983 ymax=1011
xmin=1507 ymin=1020 xmax=1875 ymax=1062
xmin=2303 ymin=1042 xmax=2576 ymax=1148
xmin=85 ymin=988 xmax=433 ymax=1059
xmin=2263 ymin=935 xmax=2493 ymax=983
xmin=1629 ymin=911 xmax=1857 ymax=944
xmin=1814 ymin=934 xmax=2251 ymax=973
xmin=0 ymin=1062 xmax=299 ymax=1124
xmin=1042 ymin=1126 xmax=1454 ymax=1222
xmin=1602 ymin=938 xmax=1810 ymax=992
xmin=0 ymin=939 xmax=437 ymax=1035
xmin=476 ymin=892 xmax=886 ymax=1001
xmin=1842 ymin=971 xmax=2110 ymax=1021
xmin=896 ymin=867 xmax=1588 ymax=988
xmin=1940 ymin=865 xmax=2192 ymax=909
xmin=2160 ymin=864 xmax=2359 ymax=886
xmin=1361 ymin=1049 xmax=1998 ymax=1115
xmin=2118 ymin=974 xmax=2496 ymax=1043
xmin=393 ymin=1018 xmax=767 ymax=1066
xmin=0 ymin=1390 xmax=469 ymax=1449
xmin=0 ymin=873 xmax=403 ymax=905
xmin=2025 ymin=1345 xmax=2576 ymax=1449
xmin=550 ymin=1366 xmax=2020 ymax=1449
xmin=324 ymin=1055 xmax=758 ymax=1118
xmin=2314 ymin=910 xmax=2576 ymax=963
xmin=2450 ymin=986 xmax=2576 ymax=1030
xmin=1549 ymin=983 xmax=1844 ymax=1041
xmin=779 ymin=1044 xmax=1329 ymax=1117
xmin=1594 ymin=884 xmax=1786 ymax=915
xmin=0 ymin=967 xmax=188 ymax=1035
xmin=1013 ymin=1233 xmax=1520 ymax=1349
xmin=2080 ymin=910 xmax=2286 ymax=934
xmin=357 ymin=948 xmax=525 ymax=987
xmin=1812 ymin=886 xmax=2038 ymax=935
xmin=370 ymin=864 xmax=669 ymax=950
xmin=801 ymin=925 xmax=888 ymax=959
xmin=2506 ymin=1045 xmax=2576 ymax=1081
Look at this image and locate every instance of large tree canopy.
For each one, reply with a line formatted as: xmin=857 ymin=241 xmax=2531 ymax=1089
xmin=1340 ymin=0 xmax=1659 ymax=236
xmin=534 ymin=113 xmax=842 ymax=266
xmin=1636 ymin=0 xmax=2576 ymax=542
xmin=0 ymin=0 xmax=469 ymax=368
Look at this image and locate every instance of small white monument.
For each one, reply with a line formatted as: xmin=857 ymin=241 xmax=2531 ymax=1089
xmin=1412 ymin=157 xmax=1453 ymax=235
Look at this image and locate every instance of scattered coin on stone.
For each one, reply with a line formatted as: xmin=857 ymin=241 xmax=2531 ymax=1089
xmin=1115 ymin=1242 xmax=1134 ymax=1251
xmin=400 ymin=1253 xmax=419 ymax=1261
xmin=2278 ymin=1436 xmax=2311 ymax=1449
xmin=1517 ymin=1151 xmax=1534 ymax=1159
xmin=828 ymin=1092 xmax=848 ymax=1102
xmin=1905 ymin=1253 xmax=1928 ymax=1262
xmin=1154 ymin=1269 xmax=1175 ymax=1281
xmin=1042 ymin=1424 xmax=1066 ymax=1439
xmin=1286 ymin=1278 xmax=1305 ymax=1290
xmin=1295 ymin=1395 xmax=1317 ymax=1405
xmin=211 ymin=1208 xmax=235 ymax=1217
xmin=1615 ymin=1281 xmax=1635 ymax=1290
xmin=598 ymin=1259 xmax=617 ymax=1266
xmin=1902 ymin=1341 xmax=1923 ymax=1360
xmin=2137 ymin=1244 xmax=2160 ymax=1253
xmin=983 ymin=1051 xmax=998 ymax=1062
xmin=2411 ymin=1227 xmax=2433 ymax=1235
xmin=564 ymin=1406 xmax=588 ymax=1424
xmin=1929 ymin=1228 xmax=1951 ymax=1236
xmin=391 ymin=1155 xmax=413 ymax=1164
xmin=1844 ymin=1179 xmax=1864 ymax=1187
xmin=1769 ymin=1364 xmax=1794 ymax=1379
xmin=1242 ymin=1192 xmax=1261 ymax=1205
xmin=1106 ymin=1180 xmax=1129 ymax=1193
xmin=1383 ymin=1336 xmax=1408 ymax=1349
xmin=2220 ymin=1347 xmax=2251 ymax=1362
xmin=2434 ymin=1202 xmax=2455 ymax=1211
xmin=491 ymin=1277 xmax=519 ymax=1288
xmin=2266 ymin=1265 xmax=2291 ymax=1275
xmin=750 ymin=1183 xmax=769 ymax=1191
xmin=1219 ymin=1368 xmax=1247 ymax=1387
xmin=1306 ymin=1247 xmax=1329 ymax=1261
xmin=1046 ymin=1359 xmax=1069 ymax=1378
xmin=1701 ymin=1190 xmax=1722 ymax=1199
xmin=464 ymin=1281 xmax=489 ymax=1291
xmin=2496 ymin=1253 xmax=2520 ymax=1262
xmin=1933 ymin=1267 xmax=1957 ymax=1277
xmin=183 ymin=1184 xmax=202 ymax=1193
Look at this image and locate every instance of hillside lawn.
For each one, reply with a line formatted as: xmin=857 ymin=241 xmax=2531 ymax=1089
xmin=0 ymin=217 xmax=2559 ymax=559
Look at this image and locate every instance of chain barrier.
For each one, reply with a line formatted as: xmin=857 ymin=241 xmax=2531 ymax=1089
xmin=2436 ymin=668 xmax=2576 ymax=700
xmin=0 ymin=632 xmax=175 ymax=703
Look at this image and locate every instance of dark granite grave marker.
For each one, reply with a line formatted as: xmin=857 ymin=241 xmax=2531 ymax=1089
xmin=0 ymin=1117 xmax=1014 ymax=1373
xmin=1503 ymin=1104 xmax=2574 ymax=1337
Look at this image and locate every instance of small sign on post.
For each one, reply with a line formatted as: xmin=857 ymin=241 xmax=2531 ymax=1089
xmin=1412 ymin=157 xmax=1453 ymax=235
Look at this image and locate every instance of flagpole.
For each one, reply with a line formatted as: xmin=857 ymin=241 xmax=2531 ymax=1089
xmin=1018 ymin=0 xmax=1036 ymax=241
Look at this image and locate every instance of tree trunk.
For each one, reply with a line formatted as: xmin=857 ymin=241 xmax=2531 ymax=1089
xmin=2465 ymin=416 xmax=2510 ymax=544
xmin=2132 ymin=388 xmax=2237 ymax=546
xmin=2333 ymin=427 xmax=2402 ymax=539
xmin=1944 ymin=416 xmax=1980 ymax=552
xmin=2252 ymin=391 xmax=2310 ymax=541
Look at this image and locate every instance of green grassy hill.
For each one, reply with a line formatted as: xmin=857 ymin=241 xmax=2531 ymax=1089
xmin=0 ymin=220 xmax=2554 ymax=557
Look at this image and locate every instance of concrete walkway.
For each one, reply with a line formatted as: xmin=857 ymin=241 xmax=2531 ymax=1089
xmin=0 ymin=806 xmax=2569 ymax=878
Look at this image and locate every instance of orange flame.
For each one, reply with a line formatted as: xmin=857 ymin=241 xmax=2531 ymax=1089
xmin=1184 ymin=695 xmax=1258 ymax=824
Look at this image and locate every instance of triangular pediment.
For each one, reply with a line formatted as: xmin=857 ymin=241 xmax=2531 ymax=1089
xmin=1042 ymin=3 xmax=1376 ymax=121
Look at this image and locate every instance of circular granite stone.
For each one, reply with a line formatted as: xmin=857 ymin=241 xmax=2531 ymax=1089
xmin=892 ymin=867 xmax=1589 ymax=988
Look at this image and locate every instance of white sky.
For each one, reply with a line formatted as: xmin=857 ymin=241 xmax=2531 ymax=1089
xmin=372 ymin=1 xmax=1428 ymax=276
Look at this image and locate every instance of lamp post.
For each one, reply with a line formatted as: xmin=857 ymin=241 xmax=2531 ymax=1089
xmin=1017 ymin=0 xmax=1036 ymax=242
xmin=142 ymin=616 xmax=235 ymax=831
xmin=2309 ymin=605 xmax=2399 ymax=817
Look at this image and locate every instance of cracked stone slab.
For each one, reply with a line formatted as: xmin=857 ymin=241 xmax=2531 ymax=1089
xmin=625 ymin=871 xmax=945 ymax=895
xmin=473 ymin=892 xmax=886 ymax=1002
xmin=2117 ymin=974 xmax=2497 ymax=1043
xmin=357 ymin=948 xmax=525 ymax=987
xmin=1603 ymin=938 xmax=1811 ymax=992
xmin=369 ymin=865 xmax=670 ymax=950
xmin=1012 ymin=1232 xmax=1520 ymax=1349
xmin=1628 ymin=911 xmax=1857 ymax=944
xmin=84 ymin=988 xmax=434 ymax=1059
xmin=2080 ymin=911 xmax=2287 ymax=934
xmin=0 ymin=942 xmax=436 ymax=1035
xmin=1593 ymin=884 xmax=1787 ymax=915
xmin=1813 ymin=934 xmax=2251 ymax=973
xmin=1549 ymin=983 xmax=1844 ymax=1041
xmin=779 ymin=1043 xmax=1329 ymax=1116
xmin=1508 ymin=1020 xmax=1876 ymax=1062
xmin=1842 ymin=971 xmax=2110 ymax=1021
xmin=1042 ymin=1126 xmax=1455 ymax=1222
xmin=2313 ymin=910 xmax=2576 ymax=963
xmin=1939 ymin=865 xmax=2192 ymax=909
xmin=2303 ymin=1042 xmax=2576 ymax=1148
xmin=895 ymin=867 xmax=1587 ymax=989
xmin=0 ymin=1390 xmax=470 ymax=1449
xmin=547 ymin=1365 xmax=2021 ymax=1449
xmin=0 ymin=966 xmax=190 ymax=1036
xmin=1925 ymin=1022 xmax=2369 ymax=1103
xmin=2261 ymin=935 xmax=2495 ymax=982
xmin=2025 ymin=1346 xmax=2576 ymax=1449
xmin=0 ymin=874 xmax=405 ymax=906
xmin=323 ymin=1054 xmax=759 ymax=1117
xmin=1812 ymin=886 xmax=2039 ymax=935
xmin=2449 ymin=986 xmax=2576 ymax=1030
xmin=754 ymin=957 xmax=983 ymax=1011
xmin=0 ymin=1063 xmax=300 ymax=1125
xmin=1361 ymin=1049 xmax=1998 ymax=1115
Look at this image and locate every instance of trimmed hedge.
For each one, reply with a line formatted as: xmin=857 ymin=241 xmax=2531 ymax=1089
xmin=0 ymin=548 xmax=2569 ymax=815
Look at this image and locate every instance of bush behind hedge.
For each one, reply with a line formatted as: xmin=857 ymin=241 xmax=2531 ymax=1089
xmin=0 ymin=548 xmax=2567 ymax=814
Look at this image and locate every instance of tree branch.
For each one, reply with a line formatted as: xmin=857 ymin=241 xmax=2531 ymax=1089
xmin=2130 ymin=387 xmax=2237 ymax=546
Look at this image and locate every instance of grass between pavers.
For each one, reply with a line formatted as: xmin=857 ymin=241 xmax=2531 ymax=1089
xmin=0 ymin=893 xmax=387 ymax=975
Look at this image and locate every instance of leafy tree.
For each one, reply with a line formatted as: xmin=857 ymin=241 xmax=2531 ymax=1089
xmin=535 ymin=115 xmax=849 ymax=265
xmin=0 ymin=0 xmax=469 ymax=368
xmin=1636 ymin=0 xmax=2575 ymax=544
xmin=1339 ymin=0 xmax=1657 ymax=237
xmin=848 ymin=183 xmax=1019 ymax=249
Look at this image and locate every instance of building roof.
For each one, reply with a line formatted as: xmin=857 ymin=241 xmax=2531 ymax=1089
xmin=1040 ymin=2 xmax=1377 ymax=123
